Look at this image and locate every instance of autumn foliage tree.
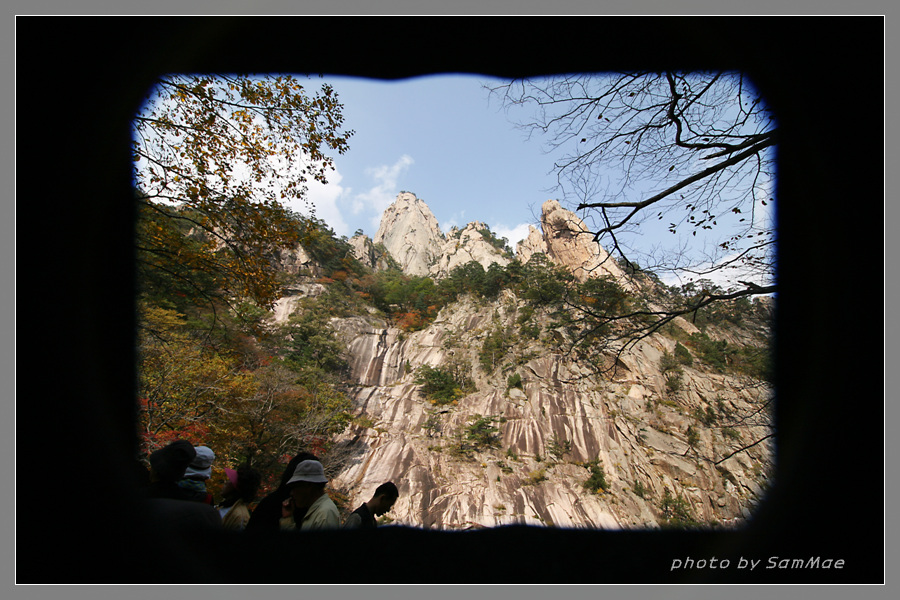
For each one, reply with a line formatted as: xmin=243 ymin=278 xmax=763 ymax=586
xmin=133 ymin=74 xmax=355 ymax=485
xmin=137 ymin=304 xmax=255 ymax=455
xmin=133 ymin=74 xmax=353 ymax=312
xmin=137 ymin=302 xmax=353 ymax=488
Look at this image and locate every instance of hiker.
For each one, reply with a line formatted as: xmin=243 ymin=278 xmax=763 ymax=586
xmin=144 ymin=440 xmax=198 ymax=501
xmin=176 ymin=445 xmax=216 ymax=504
xmin=217 ymin=465 xmax=261 ymax=531
xmin=343 ymin=482 xmax=399 ymax=529
xmin=245 ymin=451 xmax=319 ymax=532
xmin=281 ymin=460 xmax=340 ymax=530
xmin=141 ymin=439 xmax=222 ymax=531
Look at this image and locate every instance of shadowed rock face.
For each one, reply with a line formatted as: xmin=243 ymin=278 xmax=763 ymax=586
xmin=277 ymin=244 xmax=319 ymax=277
xmin=329 ymin=294 xmax=773 ymax=531
xmin=348 ymin=234 xmax=395 ymax=272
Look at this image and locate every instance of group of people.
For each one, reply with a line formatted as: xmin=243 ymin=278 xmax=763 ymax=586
xmin=140 ymin=440 xmax=399 ymax=533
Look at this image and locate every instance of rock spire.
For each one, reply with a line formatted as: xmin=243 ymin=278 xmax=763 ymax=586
xmin=518 ymin=199 xmax=634 ymax=288
xmin=373 ymin=192 xmax=445 ymax=277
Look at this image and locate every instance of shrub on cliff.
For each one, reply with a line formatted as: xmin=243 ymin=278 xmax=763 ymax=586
xmin=414 ymin=364 xmax=470 ymax=405
xmin=582 ymin=459 xmax=609 ymax=494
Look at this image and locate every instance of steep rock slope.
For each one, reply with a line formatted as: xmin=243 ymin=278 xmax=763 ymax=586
xmin=348 ymin=233 xmax=396 ymax=272
xmin=268 ymin=193 xmax=773 ymax=530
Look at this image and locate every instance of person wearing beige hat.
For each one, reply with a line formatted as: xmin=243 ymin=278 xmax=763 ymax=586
xmin=246 ymin=451 xmax=319 ymax=532
xmin=282 ymin=460 xmax=341 ymax=530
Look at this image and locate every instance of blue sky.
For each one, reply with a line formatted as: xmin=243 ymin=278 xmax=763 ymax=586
xmin=293 ymin=73 xmax=775 ymax=291
xmin=135 ymin=72 xmax=775 ymax=290
xmin=298 ymin=73 xmax=560 ymax=248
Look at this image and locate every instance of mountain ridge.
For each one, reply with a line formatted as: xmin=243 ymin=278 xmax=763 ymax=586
xmin=352 ymin=191 xmax=632 ymax=285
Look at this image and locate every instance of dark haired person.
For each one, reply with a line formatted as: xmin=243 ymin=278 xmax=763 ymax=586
xmin=343 ymin=482 xmax=399 ymax=529
xmin=217 ymin=465 xmax=261 ymax=531
xmin=141 ymin=439 xmax=222 ymax=531
xmin=145 ymin=439 xmax=197 ymax=501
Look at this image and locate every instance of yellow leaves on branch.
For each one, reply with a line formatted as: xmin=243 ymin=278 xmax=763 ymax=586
xmin=139 ymin=311 xmax=261 ymax=450
xmin=134 ymin=73 xmax=353 ymax=308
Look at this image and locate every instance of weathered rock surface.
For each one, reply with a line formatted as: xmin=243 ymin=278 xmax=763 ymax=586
xmin=349 ymin=233 xmax=395 ymax=272
xmin=516 ymin=224 xmax=547 ymax=265
xmin=270 ymin=282 xmax=327 ymax=324
xmin=276 ymin=244 xmax=319 ymax=278
xmin=360 ymin=194 xmax=633 ymax=287
xmin=267 ymin=192 xmax=773 ymax=531
xmin=518 ymin=199 xmax=635 ymax=288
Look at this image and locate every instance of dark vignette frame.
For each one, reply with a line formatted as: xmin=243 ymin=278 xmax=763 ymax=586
xmin=17 ymin=16 xmax=884 ymax=584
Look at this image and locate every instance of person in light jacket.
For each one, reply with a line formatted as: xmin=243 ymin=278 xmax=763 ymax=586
xmin=217 ymin=465 xmax=261 ymax=531
xmin=245 ymin=452 xmax=319 ymax=532
xmin=281 ymin=460 xmax=341 ymax=530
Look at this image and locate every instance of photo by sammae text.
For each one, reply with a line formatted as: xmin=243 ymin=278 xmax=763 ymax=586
xmin=670 ymin=556 xmax=846 ymax=572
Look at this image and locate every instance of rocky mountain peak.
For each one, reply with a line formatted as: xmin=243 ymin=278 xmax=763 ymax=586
xmin=369 ymin=194 xmax=632 ymax=290
xmin=268 ymin=193 xmax=773 ymax=532
xmin=373 ymin=192 xmax=445 ymax=277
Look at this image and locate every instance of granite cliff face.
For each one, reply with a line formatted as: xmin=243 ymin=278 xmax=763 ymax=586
xmin=518 ymin=199 xmax=635 ymax=289
xmin=328 ymin=296 xmax=772 ymax=530
xmin=270 ymin=192 xmax=774 ymax=530
xmin=361 ymin=194 xmax=635 ymax=286
xmin=348 ymin=233 xmax=395 ymax=272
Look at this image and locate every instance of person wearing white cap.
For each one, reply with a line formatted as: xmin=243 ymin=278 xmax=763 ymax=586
xmin=282 ymin=460 xmax=341 ymax=530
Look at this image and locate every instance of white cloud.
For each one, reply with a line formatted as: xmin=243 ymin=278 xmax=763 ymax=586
xmin=238 ymin=150 xmax=352 ymax=236
xmin=493 ymin=222 xmax=532 ymax=249
xmin=302 ymin=169 xmax=350 ymax=237
xmin=441 ymin=210 xmax=465 ymax=234
xmin=356 ymin=154 xmax=415 ymax=228
xmin=276 ymin=154 xmax=416 ymax=237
